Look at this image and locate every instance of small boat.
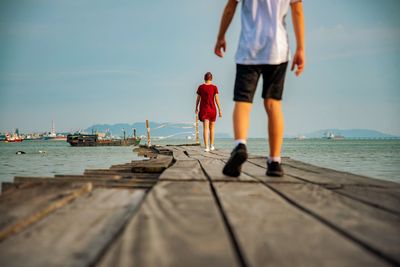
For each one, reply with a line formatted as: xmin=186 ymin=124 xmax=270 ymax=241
xmin=42 ymin=120 xmax=67 ymax=141
xmin=323 ymin=132 xmax=345 ymax=140
xmin=67 ymin=133 xmax=141 ymax=147
xmin=5 ymin=133 xmax=23 ymax=142
xmin=43 ymin=134 xmax=67 ymax=141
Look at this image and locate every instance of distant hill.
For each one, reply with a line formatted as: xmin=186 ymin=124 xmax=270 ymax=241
xmin=85 ymin=122 xmax=230 ymax=139
xmin=302 ymin=129 xmax=399 ymax=139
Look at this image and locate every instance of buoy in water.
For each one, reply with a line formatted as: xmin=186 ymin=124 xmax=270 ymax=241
xmin=39 ymin=150 xmax=47 ymax=154
xmin=16 ymin=151 xmax=26 ymax=154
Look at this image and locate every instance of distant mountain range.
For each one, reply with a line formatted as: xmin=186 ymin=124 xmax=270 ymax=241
xmin=300 ymin=129 xmax=399 ymax=139
xmin=85 ymin=123 xmax=397 ymax=139
xmin=85 ymin=122 xmax=230 ymax=139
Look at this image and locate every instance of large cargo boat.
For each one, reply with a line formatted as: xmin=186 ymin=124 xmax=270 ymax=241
xmin=66 ymin=133 xmax=141 ymax=147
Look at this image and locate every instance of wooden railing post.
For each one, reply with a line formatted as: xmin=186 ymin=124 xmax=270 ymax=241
xmin=195 ymin=115 xmax=199 ymax=144
xmin=146 ymin=119 xmax=151 ymax=147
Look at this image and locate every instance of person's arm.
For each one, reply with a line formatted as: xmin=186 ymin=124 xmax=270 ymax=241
xmin=290 ymin=1 xmax=305 ymax=76
xmin=215 ymin=94 xmax=222 ymax=117
xmin=195 ymin=95 xmax=201 ymax=114
xmin=214 ymin=0 xmax=238 ymax=58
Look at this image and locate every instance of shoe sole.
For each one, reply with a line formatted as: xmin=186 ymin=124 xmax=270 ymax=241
xmin=223 ymin=151 xmax=248 ymax=177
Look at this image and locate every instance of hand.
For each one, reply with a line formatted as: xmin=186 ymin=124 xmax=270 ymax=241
xmin=219 ymin=111 xmax=222 ymax=118
xmin=195 ymin=108 xmax=198 ymax=114
xmin=214 ymin=38 xmax=226 ymax=58
xmin=291 ymin=49 xmax=305 ymax=77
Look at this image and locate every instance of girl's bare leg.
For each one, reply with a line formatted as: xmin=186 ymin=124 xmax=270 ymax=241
xmin=210 ymin=121 xmax=215 ymax=146
xmin=203 ymin=120 xmax=210 ymax=148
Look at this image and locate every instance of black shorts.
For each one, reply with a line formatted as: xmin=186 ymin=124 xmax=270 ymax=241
xmin=233 ymin=62 xmax=288 ymax=103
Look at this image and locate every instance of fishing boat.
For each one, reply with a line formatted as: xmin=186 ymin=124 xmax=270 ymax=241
xmin=42 ymin=120 xmax=67 ymax=141
xmin=66 ymin=133 xmax=141 ymax=147
xmin=5 ymin=133 xmax=23 ymax=142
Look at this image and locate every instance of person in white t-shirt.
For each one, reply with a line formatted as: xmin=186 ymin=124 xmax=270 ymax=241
xmin=215 ymin=0 xmax=305 ymax=177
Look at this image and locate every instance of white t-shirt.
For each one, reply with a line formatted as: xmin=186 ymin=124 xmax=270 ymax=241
xmin=235 ymin=0 xmax=301 ymax=65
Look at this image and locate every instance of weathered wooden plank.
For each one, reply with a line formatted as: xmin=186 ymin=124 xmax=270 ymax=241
xmin=248 ymin=156 xmax=400 ymax=216
xmin=1 ymin=182 xmax=38 ymax=194
xmin=55 ymin=173 xmax=159 ymax=181
xmin=110 ymin=163 xmax=133 ymax=168
xmin=96 ymin=181 xmax=239 ymax=267
xmin=214 ymin=182 xmax=387 ymax=267
xmin=166 ymin=146 xmax=191 ymax=161
xmin=135 ymin=147 xmax=157 ymax=158
xmin=177 ymin=146 xmax=203 ymax=157
xmin=153 ymin=146 xmax=173 ymax=156
xmin=55 ymin=174 xmax=122 ymax=180
xmin=267 ymin=182 xmax=400 ymax=264
xmin=332 ymin=185 xmax=400 ymax=215
xmin=208 ymin=149 xmax=231 ymax=158
xmin=0 ymin=182 xmax=92 ymax=242
xmin=240 ymin=160 xmax=301 ymax=184
xmin=131 ymin=155 xmax=174 ymax=173
xmin=197 ymin=158 xmax=258 ymax=182
xmin=282 ymin=158 xmax=400 ymax=187
xmin=83 ymin=169 xmax=132 ymax=175
xmin=159 ymin=159 xmax=207 ymax=181
xmin=83 ymin=170 xmax=159 ymax=179
xmin=0 ymin=188 xmax=145 ymax=267
xmin=14 ymin=177 xmax=156 ymax=189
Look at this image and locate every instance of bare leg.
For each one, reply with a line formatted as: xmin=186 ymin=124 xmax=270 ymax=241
xmin=210 ymin=121 xmax=215 ymax=146
xmin=233 ymin=101 xmax=253 ymax=140
xmin=264 ymin=98 xmax=284 ymax=157
xmin=203 ymin=120 xmax=210 ymax=148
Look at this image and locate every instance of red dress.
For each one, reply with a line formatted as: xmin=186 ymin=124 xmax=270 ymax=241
xmin=197 ymin=84 xmax=219 ymax=122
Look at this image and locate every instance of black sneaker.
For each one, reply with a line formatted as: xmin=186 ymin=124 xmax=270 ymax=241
xmin=223 ymin=144 xmax=248 ymax=177
xmin=267 ymin=161 xmax=284 ymax=177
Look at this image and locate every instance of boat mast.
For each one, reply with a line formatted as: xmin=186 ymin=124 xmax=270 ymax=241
xmin=51 ymin=120 xmax=56 ymax=135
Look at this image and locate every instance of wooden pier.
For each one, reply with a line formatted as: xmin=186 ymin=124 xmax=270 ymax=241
xmin=0 ymin=145 xmax=399 ymax=267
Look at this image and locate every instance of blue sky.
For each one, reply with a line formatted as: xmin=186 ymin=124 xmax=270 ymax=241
xmin=0 ymin=0 xmax=399 ymax=137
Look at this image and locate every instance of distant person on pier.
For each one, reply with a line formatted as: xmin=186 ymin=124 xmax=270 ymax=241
xmin=195 ymin=72 xmax=222 ymax=152
xmin=215 ymin=0 xmax=305 ymax=177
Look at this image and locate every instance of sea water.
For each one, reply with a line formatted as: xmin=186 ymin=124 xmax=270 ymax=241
xmin=0 ymin=139 xmax=399 ymax=186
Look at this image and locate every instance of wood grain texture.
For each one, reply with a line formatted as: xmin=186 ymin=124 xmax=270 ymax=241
xmin=96 ymin=181 xmax=238 ymax=267
xmin=131 ymin=155 xmax=174 ymax=173
xmin=0 ymin=188 xmax=145 ymax=267
xmin=159 ymin=160 xmax=207 ymax=181
xmin=166 ymin=147 xmax=191 ymax=161
xmin=55 ymin=174 xmax=123 ymax=180
xmin=214 ymin=182 xmax=387 ymax=267
xmin=197 ymin=158 xmax=258 ymax=182
xmin=0 ymin=182 xmax=92 ymax=242
xmin=332 ymin=185 xmax=400 ymax=215
xmin=282 ymin=158 xmax=400 ymax=187
xmin=268 ymin=183 xmax=400 ymax=264
xmin=1 ymin=181 xmax=39 ymax=194
xmin=13 ymin=177 xmax=156 ymax=189
xmin=247 ymin=157 xmax=400 ymax=213
xmin=83 ymin=170 xmax=159 ymax=179
xmin=177 ymin=146 xmax=203 ymax=157
xmin=230 ymin=159 xmax=301 ymax=184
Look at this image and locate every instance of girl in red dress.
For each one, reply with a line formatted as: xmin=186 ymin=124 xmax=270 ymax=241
xmin=195 ymin=72 xmax=222 ymax=151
